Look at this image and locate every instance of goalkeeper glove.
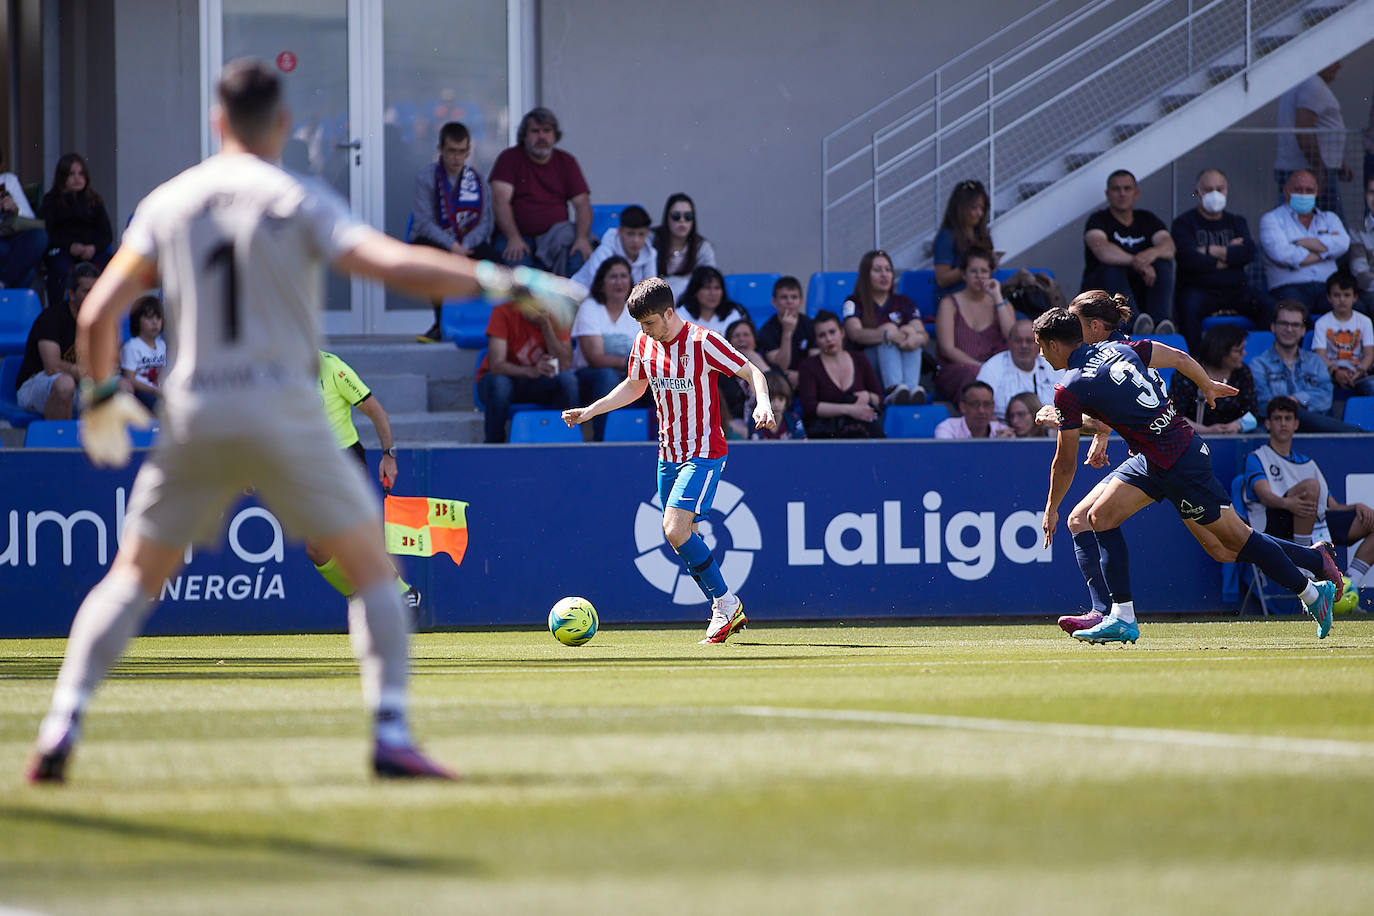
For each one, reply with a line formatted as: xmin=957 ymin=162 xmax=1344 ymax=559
xmin=79 ymin=379 xmax=154 ymax=468
xmin=474 ymin=261 xmax=586 ymax=328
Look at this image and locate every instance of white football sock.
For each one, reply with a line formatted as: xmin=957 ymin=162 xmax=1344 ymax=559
xmin=1294 ymin=533 xmax=1313 ymax=547
xmin=1110 ymin=601 xmax=1136 ymax=624
xmin=1349 ymin=558 xmax=1370 ymax=588
xmin=1299 ymin=582 xmax=1320 ymax=605
xmin=348 ymin=580 xmax=411 ymax=746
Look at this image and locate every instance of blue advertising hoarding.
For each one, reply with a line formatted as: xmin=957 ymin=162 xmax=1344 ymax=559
xmin=1 ymin=436 xmax=1369 ymax=637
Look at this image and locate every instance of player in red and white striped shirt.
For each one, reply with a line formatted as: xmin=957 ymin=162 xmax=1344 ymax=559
xmin=564 ymin=278 xmax=774 ymax=642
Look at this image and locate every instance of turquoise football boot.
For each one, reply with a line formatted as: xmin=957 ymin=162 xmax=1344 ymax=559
xmin=1071 ymin=616 xmax=1140 ymax=645
xmin=1304 ymin=580 xmax=1335 ymax=640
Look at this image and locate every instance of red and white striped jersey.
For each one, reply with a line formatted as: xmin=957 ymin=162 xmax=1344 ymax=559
xmin=628 ymin=321 xmax=749 ymax=462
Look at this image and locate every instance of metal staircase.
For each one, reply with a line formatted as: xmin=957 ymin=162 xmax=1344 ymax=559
xmin=821 ymin=0 xmax=1374 ymax=269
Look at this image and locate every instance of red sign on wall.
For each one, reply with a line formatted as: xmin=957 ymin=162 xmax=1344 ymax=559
xmin=276 ymin=51 xmax=297 ymax=73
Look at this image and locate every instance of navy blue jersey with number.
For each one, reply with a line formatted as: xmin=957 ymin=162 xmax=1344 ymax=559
xmin=1053 ymin=339 xmax=1195 ymax=469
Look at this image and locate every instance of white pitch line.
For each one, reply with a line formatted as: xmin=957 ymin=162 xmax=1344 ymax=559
xmin=725 ymin=705 xmax=1374 ymax=759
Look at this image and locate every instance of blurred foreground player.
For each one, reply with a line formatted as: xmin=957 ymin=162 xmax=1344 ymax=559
xmin=29 ymin=59 xmax=580 ymax=784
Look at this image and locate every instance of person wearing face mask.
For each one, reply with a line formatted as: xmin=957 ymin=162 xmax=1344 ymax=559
xmin=1260 ymin=169 xmax=1350 ymax=316
xmin=1171 ymin=168 xmax=1274 ymax=350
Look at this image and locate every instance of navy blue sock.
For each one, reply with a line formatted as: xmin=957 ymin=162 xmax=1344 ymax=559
xmin=1236 ymin=530 xmax=1310 ymax=594
xmin=674 ymin=533 xmax=728 ymax=601
xmin=1072 ymin=531 xmax=1110 ymax=613
xmin=1271 ymin=539 xmax=1323 ymax=577
xmin=1093 ymin=527 xmax=1132 ymax=604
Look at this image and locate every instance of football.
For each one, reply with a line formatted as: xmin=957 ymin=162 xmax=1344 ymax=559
xmin=1333 ymin=575 xmax=1359 ymax=615
xmin=548 ymin=596 xmax=598 ymax=646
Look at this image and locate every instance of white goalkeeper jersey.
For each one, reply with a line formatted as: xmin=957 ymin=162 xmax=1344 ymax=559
xmin=121 ymin=154 xmax=369 ymax=430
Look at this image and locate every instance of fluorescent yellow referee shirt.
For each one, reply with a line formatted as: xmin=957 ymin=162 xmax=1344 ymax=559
xmin=317 ymin=350 xmax=371 ymax=449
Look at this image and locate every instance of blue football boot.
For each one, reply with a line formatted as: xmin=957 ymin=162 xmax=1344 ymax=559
xmin=1303 ymin=580 xmax=1335 ymax=640
xmin=1071 ymin=615 xmax=1140 ymax=645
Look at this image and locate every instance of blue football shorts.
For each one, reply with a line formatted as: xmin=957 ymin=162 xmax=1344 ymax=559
xmin=657 ymin=456 xmax=727 ymax=521
xmin=1110 ymin=436 xmax=1230 ymax=525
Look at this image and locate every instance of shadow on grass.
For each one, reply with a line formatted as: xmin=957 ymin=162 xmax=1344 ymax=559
xmin=0 ymin=805 xmax=483 ymax=875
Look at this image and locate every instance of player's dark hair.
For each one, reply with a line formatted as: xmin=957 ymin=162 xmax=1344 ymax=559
xmin=1032 ymin=307 xmax=1084 ymax=345
xmin=128 ymin=294 xmax=164 ymax=339
xmin=1325 ymin=269 xmax=1357 ymax=295
xmin=627 ymin=277 xmax=675 ymax=320
xmin=653 ymin=192 xmax=704 ymax=277
xmin=1274 ymin=299 xmax=1309 ymax=324
xmin=960 ymin=380 xmax=994 ymax=402
xmin=589 ymin=255 xmax=632 ymax=305
xmin=813 ymin=309 xmax=843 ymax=332
xmin=678 ymin=266 xmax=746 ymax=324
xmin=50 ymin=152 xmax=101 ymax=207
xmin=772 ymin=275 xmax=802 ymax=297
xmin=68 ymin=260 xmax=100 ymax=289
xmin=438 ymin=121 xmax=470 ymax=147
xmin=849 ymin=249 xmax=896 ymax=327
xmin=517 ymin=107 xmax=561 ymax=145
xmin=618 ymin=205 xmax=650 ymax=231
xmin=1107 ymin=169 xmax=1136 ymax=186
xmin=1198 ymin=323 xmax=1247 ymax=369
xmin=959 ymin=246 xmax=994 ymax=272
xmin=218 ymin=59 xmax=282 ymax=143
xmin=1069 ymin=289 xmax=1132 ymax=328
xmin=1265 ymin=395 xmax=1301 ymax=419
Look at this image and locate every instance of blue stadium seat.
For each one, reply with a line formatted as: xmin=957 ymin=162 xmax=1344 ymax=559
xmin=0 ymin=355 xmax=41 ymax=428
xmin=805 ymin=271 xmax=857 ymax=317
xmin=1139 ymin=333 xmax=1186 ymax=389
xmin=897 ymin=270 xmax=937 ymax=323
xmin=508 ymin=409 xmax=583 ymax=444
xmin=1343 ymin=396 xmax=1374 ymax=432
xmin=440 ymin=298 xmax=496 ymax=349
xmin=1243 ymin=331 xmax=1274 ymax=364
xmin=1303 ymin=329 xmax=1314 ymax=349
xmin=470 ymin=347 xmax=544 ymax=416
xmin=591 ymin=204 xmax=641 ymax=242
xmin=1200 ymin=314 xmax=1255 ymax=334
xmin=603 ymin=408 xmax=650 ymax=442
xmin=882 ymin=404 xmax=951 ymax=439
xmin=24 ymin=419 xmax=80 ymax=447
xmin=0 ymin=288 xmax=43 ymax=357
xmin=725 ymin=273 xmax=781 ymax=327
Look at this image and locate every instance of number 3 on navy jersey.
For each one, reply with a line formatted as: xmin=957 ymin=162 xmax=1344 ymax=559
xmin=1108 ymin=358 xmax=1160 ymax=408
xmin=206 ymin=241 xmax=240 ymax=342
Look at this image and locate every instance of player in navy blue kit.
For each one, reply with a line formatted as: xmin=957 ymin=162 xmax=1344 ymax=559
xmin=1034 ymin=307 xmax=1339 ymax=643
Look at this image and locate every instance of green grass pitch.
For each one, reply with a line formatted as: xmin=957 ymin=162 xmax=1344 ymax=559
xmin=2 ymin=618 xmax=1373 ymax=915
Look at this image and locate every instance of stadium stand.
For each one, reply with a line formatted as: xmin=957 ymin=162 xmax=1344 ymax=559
xmin=724 ymin=273 xmax=782 ymax=327
xmin=883 ymin=404 xmax=951 ymax=439
xmin=0 ymin=355 xmax=41 ymax=427
xmin=805 ymin=271 xmax=855 ymax=317
xmin=603 ymin=408 xmax=650 ymax=442
xmin=0 ymin=288 xmax=42 ymax=356
xmin=1343 ymin=396 xmax=1374 ymax=432
xmin=509 ymin=409 xmax=583 ymax=444
xmin=441 ymin=299 xmax=496 ymax=349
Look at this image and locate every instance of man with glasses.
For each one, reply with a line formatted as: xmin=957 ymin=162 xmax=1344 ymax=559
xmin=934 ymin=380 xmax=1012 ymax=438
xmin=1250 ymin=300 xmax=1362 ymax=432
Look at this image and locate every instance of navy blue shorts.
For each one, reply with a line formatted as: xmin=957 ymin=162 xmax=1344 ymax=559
xmin=1110 ymin=436 xmax=1230 ymax=525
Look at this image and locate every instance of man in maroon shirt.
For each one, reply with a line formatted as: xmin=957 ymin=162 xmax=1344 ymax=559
xmin=489 ymin=107 xmax=593 ymax=277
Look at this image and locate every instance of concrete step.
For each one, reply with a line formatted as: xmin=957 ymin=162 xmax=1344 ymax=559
xmin=322 ymin=337 xmax=477 ymax=382
xmin=1063 ymin=151 xmax=1100 ymax=172
xmin=356 ymin=409 xmax=484 ymax=447
xmin=360 ymin=373 xmax=429 ymax=412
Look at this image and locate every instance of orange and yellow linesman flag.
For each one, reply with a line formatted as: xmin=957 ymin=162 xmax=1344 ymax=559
xmin=383 ymin=495 xmax=469 ymax=565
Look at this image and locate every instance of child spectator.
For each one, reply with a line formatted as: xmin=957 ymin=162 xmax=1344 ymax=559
xmin=752 ymin=370 xmax=806 ymax=440
xmin=1310 ymin=270 xmax=1374 ymax=397
xmin=571 ymin=204 xmax=656 ymax=290
xmin=933 ymin=179 xmax=996 ymax=300
xmin=720 ymin=319 xmax=778 ymax=437
xmin=120 ymin=295 xmax=167 ymax=410
xmin=841 ymin=249 xmax=928 ymax=405
xmin=797 ymin=310 xmax=883 ymax=438
xmin=677 ymin=265 xmax=749 ymax=334
xmin=653 ymin=193 xmax=717 ymax=300
xmin=757 ymin=275 xmax=814 ymax=388
xmin=935 ymin=247 xmax=1014 ymax=401
xmin=1168 ymin=323 xmax=1259 ymax=434
xmin=1005 ymin=391 xmax=1047 ymax=438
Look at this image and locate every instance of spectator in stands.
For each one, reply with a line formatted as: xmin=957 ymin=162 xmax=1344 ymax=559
xmin=935 ymin=380 xmax=1011 ymax=439
xmin=119 ymin=294 xmax=167 ymax=410
xmin=14 ymin=261 xmax=97 ymax=420
xmin=975 ymin=317 xmax=1058 ymax=417
xmin=571 ymin=256 xmax=640 ymax=438
xmin=489 ymin=107 xmax=592 ymax=277
xmin=1171 ymin=167 xmax=1273 ymax=350
xmin=842 ymin=249 xmax=928 ymax=405
xmin=1259 ymin=169 xmax=1349 ymax=316
xmin=1275 ymin=63 xmax=1351 ymax=219
xmin=1082 ymin=169 xmax=1176 ymax=334
xmin=1251 ymin=299 xmax=1362 ymax=432
xmin=0 ymin=149 xmax=47 ymax=292
xmin=758 ymin=275 xmax=814 ymax=388
xmin=1347 ymin=175 xmax=1374 ymax=312
xmin=39 ymin=153 xmax=112 ymax=309
xmin=751 ymin=370 xmax=806 ymax=440
xmin=411 ymin=121 xmax=495 ymax=344
xmin=475 ymin=298 xmax=578 ymax=444
xmin=1311 ymin=270 xmax=1374 ymax=398
xmin=797 ymin=310 xmax=883 ymax=439
xmin=1167 ymin=323 xmax=1258 ymax=435
xmin=653 ymin=193 xmax=716 ymax=300
xmin=1005 ymin=391 xmax=1047 ymax=438
xmin=677 ymin=265 xmax=749 ymax=333
xmin=936 ymin=247 xmax=1014 ymax=402
xmin=933 ymin=179 xmax=996 ymax=300
xmin=1242 ymin=397 xmax=1374 ymax=597
xmin=571 ymin=205 xmax=655 ymax=290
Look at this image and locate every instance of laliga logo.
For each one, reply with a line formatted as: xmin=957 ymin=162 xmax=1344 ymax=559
xmin=632 ymin=481 xmax=760 ymax=604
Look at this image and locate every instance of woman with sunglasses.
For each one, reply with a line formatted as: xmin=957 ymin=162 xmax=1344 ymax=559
xmin=653 ymin=193 xmax=717 ymax=300
xmin=933 ymin=179 xmax=997 ymax=300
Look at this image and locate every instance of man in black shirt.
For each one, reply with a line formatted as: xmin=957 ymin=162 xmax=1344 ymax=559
xmin=1170 ymin=168 xmax=1274 ymax=350
xmin=14 ymin=262 xmax=99 ymax=419
xmin=1082 ymin=169 xmax=1176 ymax=334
